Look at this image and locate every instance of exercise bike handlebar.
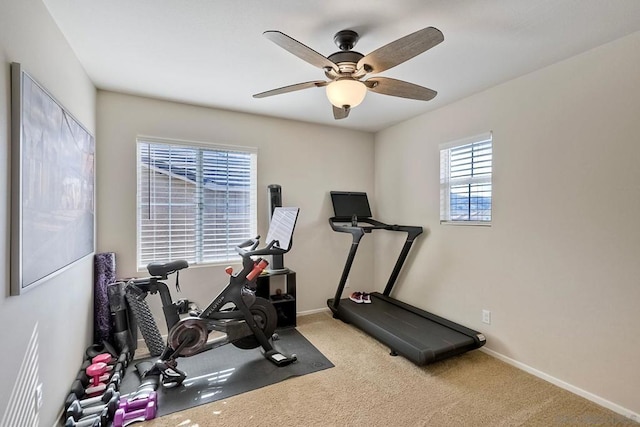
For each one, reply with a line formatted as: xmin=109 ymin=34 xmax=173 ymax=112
xmin=139 ymin=237 xmax=285 ymax=282
xmin=235 ymin=236 xmax=289 ymax=258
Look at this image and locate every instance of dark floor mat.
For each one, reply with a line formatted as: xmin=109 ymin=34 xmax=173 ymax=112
xmin=118 ymin=328 xmax=333 ymax=417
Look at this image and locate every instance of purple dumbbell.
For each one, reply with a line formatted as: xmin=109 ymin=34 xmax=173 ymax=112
xmin=118 ymin=391 xmax=157 ymax=412
xmin=113 ymin=400 xmax=156 ymax=427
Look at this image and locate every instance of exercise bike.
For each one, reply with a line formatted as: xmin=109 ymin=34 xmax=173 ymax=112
xmin=126 ymin=234 xmax=298 ymax=388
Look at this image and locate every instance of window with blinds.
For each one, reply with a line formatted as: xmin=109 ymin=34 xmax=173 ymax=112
xmin=440 ymin=132 xmax=492 ymax=225
xmin=137 ymin=139 xmax=257 ymax=268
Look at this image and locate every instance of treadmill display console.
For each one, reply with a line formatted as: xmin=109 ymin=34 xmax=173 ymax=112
xmin=330 ymin=191 xmax=372 ymax=219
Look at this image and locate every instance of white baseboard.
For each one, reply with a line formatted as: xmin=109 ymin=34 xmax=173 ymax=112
xmin=297 ymin=307 xmax=331 ymax=316
xmin=480 ymin=347 xmax=639 ymax=423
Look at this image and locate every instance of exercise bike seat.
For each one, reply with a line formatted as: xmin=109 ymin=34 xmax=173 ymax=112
xmin=147 ymin=260 xmax=189 ymax=278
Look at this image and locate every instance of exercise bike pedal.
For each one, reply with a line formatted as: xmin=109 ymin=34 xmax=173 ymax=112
xmin=160 ymin=368 xmax=186 ymax=388
xmin=265 ymin=350 xmax=297 ymax=366
xmin=154 ymin=360 xmax=187 ymax=388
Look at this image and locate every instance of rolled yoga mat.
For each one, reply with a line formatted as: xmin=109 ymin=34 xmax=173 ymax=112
xmin=94 ymin=252 xmax=116 ymax=344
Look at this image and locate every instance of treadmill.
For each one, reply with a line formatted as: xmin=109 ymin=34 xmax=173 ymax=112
xmin=327 ymin=191 xmax=486 ymax=365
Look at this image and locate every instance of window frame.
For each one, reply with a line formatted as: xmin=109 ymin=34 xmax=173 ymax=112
xmin=136 ymin=136 xmax=257 ymax=269
xmin=439 ymin=131 xmax=493 ymax=226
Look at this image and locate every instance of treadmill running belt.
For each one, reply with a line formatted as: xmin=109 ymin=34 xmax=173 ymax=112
xmin=336 ymin=293 xmax=480 ymax=365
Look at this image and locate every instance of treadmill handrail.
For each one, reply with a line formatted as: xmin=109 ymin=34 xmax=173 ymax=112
xmin=329 ymin=217 xmax=423 ymax=238
xmin=328 ymin=216 xmax=423 ymax=311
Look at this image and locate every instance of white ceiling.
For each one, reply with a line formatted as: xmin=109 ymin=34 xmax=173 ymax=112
xmin=42 ymin=0 xmax=640 ymax=133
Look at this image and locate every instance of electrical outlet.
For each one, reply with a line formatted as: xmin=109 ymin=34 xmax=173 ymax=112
xmin=482 ymin=309 xmax=491 ymax=325
xmin=35 ymin=383 xmax=43 ymax=412
xmin=345 ymin=279 xmax=350 ymax=288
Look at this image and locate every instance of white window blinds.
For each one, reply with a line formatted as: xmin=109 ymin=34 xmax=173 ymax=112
xmin=137 ymin=139 xmax=257 ymax=268
xmin=440 ymin=132 xmax=492 ymax=224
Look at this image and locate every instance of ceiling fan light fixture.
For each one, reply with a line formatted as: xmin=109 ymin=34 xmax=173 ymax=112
xmin=326 ymin=79 xmax=367 ymax=109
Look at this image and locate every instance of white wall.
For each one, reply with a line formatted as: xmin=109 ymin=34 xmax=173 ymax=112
xmin=374 ymin=31 xmax=640 ymax=417
xmin=0 ymin=0 xmax=97 ymax=425
xmin=96 ymin=91 xmax=375 ymax=334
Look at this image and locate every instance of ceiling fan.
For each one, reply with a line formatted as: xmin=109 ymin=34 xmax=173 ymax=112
xmin=253 ymin=27 xmax=444 ymax=120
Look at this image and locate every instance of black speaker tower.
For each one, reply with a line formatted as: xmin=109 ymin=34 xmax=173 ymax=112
xmin=267 ymin=184 xmax=286 ymax=271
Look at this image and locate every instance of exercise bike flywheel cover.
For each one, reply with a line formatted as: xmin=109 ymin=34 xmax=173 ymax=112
xmin=168 ymin=317 xmax=208 ymax=357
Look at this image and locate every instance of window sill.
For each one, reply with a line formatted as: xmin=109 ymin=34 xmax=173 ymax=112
xmin=440 ymin=221 xmax=492 ymax=227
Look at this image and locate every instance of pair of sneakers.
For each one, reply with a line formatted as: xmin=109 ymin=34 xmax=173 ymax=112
xmin=349 ymin=291 xmax=371 ymax=304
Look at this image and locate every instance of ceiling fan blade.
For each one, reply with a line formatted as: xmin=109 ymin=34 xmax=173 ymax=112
xmin=253 ymin=80 xmax=328 ymax=98
xmin=333 ymin=105 xmax=350 ymax=120
xmin=264 ymin=31 xmax=338 ymax=72
xmin=358 ymin=27 xmax=444 ymax=74
xmin=365 ymin=77 xmax=437 ymax=101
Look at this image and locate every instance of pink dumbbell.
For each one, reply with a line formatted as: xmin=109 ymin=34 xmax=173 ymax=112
xmin=86 ymin=363 xmax=108 ymax=387
xmin=91 ymin=353 xmax=113 ymax=365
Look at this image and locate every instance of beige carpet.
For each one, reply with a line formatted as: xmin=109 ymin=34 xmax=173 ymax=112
xmin=138 ymin=311 xmax=635 ymax=426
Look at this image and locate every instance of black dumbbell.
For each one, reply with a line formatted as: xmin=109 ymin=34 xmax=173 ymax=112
xmin=117 ymin=351 xmax=130 ymax=368
xmin=85 ymin=341 xmax=118 ymax=360
xmin=65 ymin=386 xmax=119 ymax=411
xmin=106 ymin=366 xmax=123 ymax=388
xmin=119 ymin=346 xmax=132 ymax=365
xmin=67 ymin=379 xmax=113 ymax=403
xmin=66 ymin=393 xmax=119 ymax=421
xmin=69 ymin=380 xmax=86 ymax=401
xmin=74 ymin=360 xmax=95 ymax=384
xmin=64 ymin=407 xmax=108 ymax=426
